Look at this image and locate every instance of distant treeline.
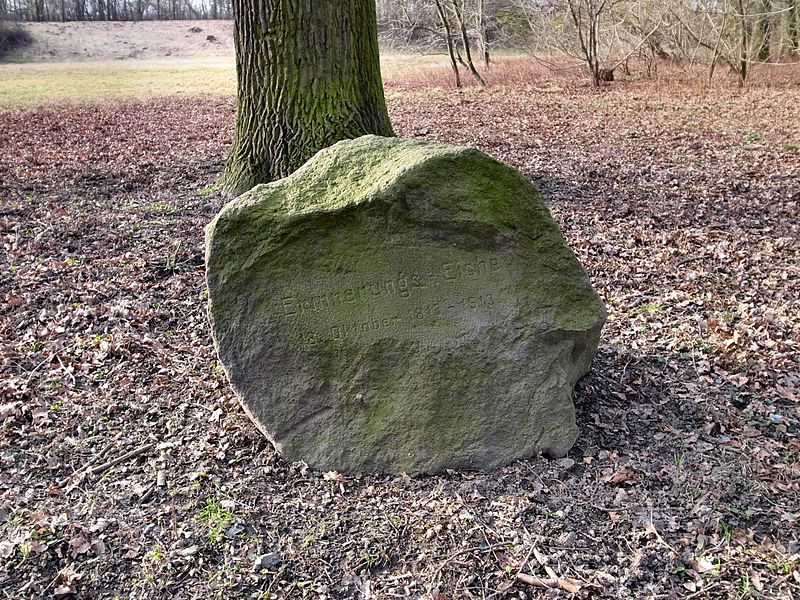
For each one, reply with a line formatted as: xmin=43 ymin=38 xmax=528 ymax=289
xmin=0 ymin=0 xmax=232 ymax=21
xmin=2 ymin=0 xmax=798 ymax=87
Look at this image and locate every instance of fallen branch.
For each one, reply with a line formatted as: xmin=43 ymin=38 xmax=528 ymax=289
xmin=88 ymin=442 xmax=156 ymax=476
xmin=57 ymin=432 xmax=123 ymax=488
xmin=516 ymin=572 xmax=591 ymax=595
xmin=59 ymin=441 xmax=156 ymax=490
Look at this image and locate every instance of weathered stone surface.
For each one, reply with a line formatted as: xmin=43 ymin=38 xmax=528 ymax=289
xmin=205 ymin=135 xmax=605 ymax=474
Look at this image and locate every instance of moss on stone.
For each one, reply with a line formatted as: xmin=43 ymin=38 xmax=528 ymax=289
xmin=206 ymin=135 xmax=605 ymax=474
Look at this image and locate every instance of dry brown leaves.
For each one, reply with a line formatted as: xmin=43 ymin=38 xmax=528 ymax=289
xmin=0 ymin=80 xmax=798 ymax=599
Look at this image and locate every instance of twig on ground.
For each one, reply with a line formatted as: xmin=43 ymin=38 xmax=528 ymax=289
xmin=516 ymin=572 xmax=590 ymax=595
xmin=88 ymin=442 xmax=156 ymax=476
xmin=55 ymin=353 xmax=76 ymax=387
xmin=59 ymin=442 xmax=156 ymax=487
xmin=24 ymin=354 xmax=54 ymax=388
xmin=684 ymin=581 xmax=719 ymax=598
xmin=428 ymin=542 xmax=512 ymax=597
xmin=57 ymin=431 xmax=124 ymax=488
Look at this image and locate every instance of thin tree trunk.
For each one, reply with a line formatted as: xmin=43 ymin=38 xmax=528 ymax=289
xmin=478 ymin=0 xmax=489 ymax=69
xmin=433 ymin=0 xmax=462 ymax=88
xmin=220 ymin=0 xmax=395 ymax=196
xmin=788 ymin=0 xmax=799 ymax=52
xmin=449 ymin=0 xmax=485 ymax=85
xmin=737 ymin=0 xmax=751 ymax=85
xmin=756 ymin=0 xmax=772 ymax=61
xmin=708 ymin=13 xmax=727 ymax=82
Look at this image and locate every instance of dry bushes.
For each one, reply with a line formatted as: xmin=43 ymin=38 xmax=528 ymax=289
xmin=0 ymin=21 xmax=33 ymax=60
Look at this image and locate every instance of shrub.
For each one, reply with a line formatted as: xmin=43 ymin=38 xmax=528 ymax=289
xmin=0 ymin=22 xmax=33 ymax=60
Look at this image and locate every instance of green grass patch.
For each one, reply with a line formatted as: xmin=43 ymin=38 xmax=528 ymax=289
xmin=197 ymin=496 xmax=234 ymax=543
xmin=0 ymin=58 xmax=236 ymax=107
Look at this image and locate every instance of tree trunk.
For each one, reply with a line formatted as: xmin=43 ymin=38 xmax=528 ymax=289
xmin=478 ymin=0 xmax=489 ymax=68
xmin=449 ymin=0 xmax=485 ymax=85
xmin=789 ymin=0 xmax=800 ymax=53
xmin=433 ymin=0 xmax=462 ymax=88
xmin=756 ymin=0 xmax=772 ymax=61
xmin=737 ymin=0 xmax=751 ymax=85
xmin=220 ymin=0 xmax=395 ymax=196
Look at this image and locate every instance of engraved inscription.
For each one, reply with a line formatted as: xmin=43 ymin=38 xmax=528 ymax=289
xmin=272 ymin=253 xmax=513 ymax=347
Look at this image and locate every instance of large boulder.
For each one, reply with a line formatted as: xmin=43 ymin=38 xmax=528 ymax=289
xmin=206 ymin=136 xmax=605 ymax=474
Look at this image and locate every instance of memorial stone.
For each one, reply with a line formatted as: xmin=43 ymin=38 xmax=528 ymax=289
xmin=206 ymin=135 xmax=605 ymax=474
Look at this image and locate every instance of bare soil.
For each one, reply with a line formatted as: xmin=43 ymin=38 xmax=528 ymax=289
xmin=0 ymin=71 xmax=799 ymax=598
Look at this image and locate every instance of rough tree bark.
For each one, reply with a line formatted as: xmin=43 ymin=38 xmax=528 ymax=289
xmin=219 ymin=0 xmax=395 ymax=196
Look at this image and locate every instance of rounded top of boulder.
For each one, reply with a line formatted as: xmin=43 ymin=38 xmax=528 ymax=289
xmin=207 ymin=136 xmax=567 ymax=297
xmin=230 ymin=134 xmax=519 ymax=216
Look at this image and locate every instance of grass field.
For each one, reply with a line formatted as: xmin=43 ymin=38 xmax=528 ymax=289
xmin=0 ymin=53 xmax=474 ymax=106
xmin=0 ymin=57 xmax=235 ymax=106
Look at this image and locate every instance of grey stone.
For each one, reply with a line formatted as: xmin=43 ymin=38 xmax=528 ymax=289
xmin=205 ymin=135 xmax=605 ymax=475
xmin=253 ymin=552 xmax=281 ymax=570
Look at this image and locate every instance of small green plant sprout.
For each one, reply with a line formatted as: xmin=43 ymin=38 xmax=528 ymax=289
xmin=784 ymin=143 xmax=799 ymax=153
xmin=190 ymin=470 xmax=209 ymax=489
xmin=211 ymin=361 xmax=225 ymax=375
xmin=673 ymin=452 xmax=684 ymax=470
xmin=196 ymin=185 xmax=217 ymax=197
xmin=145 ymin=201 xmax=171 ymax=213
xmin=25 ymin=340 xmax=45 ymax=352
xmin=744 ymin=132 xmax=762 ymax=142
xmin=4 ymin=510 xmax=27 ymax=526
xmin=198 ymin=497 xmax=235 ymax=542
xmin=386 ymin=514 xmax=405 ymax=529
xmin=717 ymin=518 xmax=733 ymax=544
xmin=740 ymin=572 xmax=750 ymax=594
xmin=632 ymin=301 xmax=662 ymax=316
xmin=767 ymin=560 xmax=794 ymax=575
xmin=144 ymin=543 xmax=165 ymax=562
xmin=360 ymin=549 xmax=382 ymax=568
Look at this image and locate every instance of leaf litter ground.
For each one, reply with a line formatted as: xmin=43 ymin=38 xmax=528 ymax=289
xmin=0 ymin=81 xmax=798 ymax=599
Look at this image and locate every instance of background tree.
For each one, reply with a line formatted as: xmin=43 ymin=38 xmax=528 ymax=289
xmin=2 ymin=0 xmax=234 ymax=21
xmin=672 ymin=0 xmax=798 ymax=85
xmin=218 ymin=0 xmax=395 ymax=195
xmin=4 ymin=0 xmax=798 ymax=84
